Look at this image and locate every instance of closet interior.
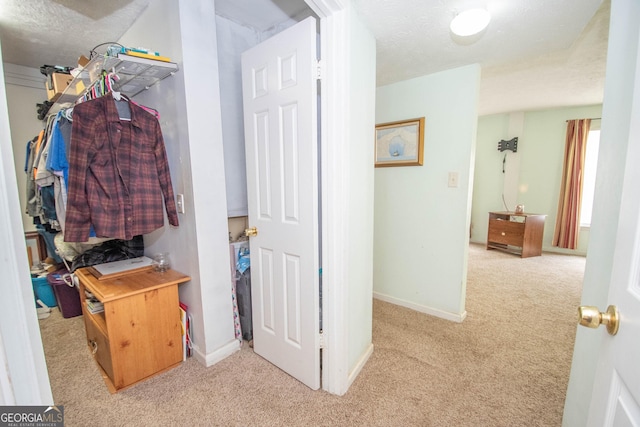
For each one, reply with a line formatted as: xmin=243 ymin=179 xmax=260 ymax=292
xmin=25 ymin=43 xmax=192 ymax=392
xmin=8 ymin=0 xmax=318 ymax=394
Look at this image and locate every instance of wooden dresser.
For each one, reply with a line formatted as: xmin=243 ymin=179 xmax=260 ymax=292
xmin=75 ymin=267 xmax=190 ymax=393
xmin=486 ymin=211 xmax=546 ymax=258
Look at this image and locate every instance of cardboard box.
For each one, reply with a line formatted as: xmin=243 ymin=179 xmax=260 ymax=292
xmin=45 ymin=72 xmax=73 ymax=101
xmin=77 ymin=55 xmax=90 ymax=68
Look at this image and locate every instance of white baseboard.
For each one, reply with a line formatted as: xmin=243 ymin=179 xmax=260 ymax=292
xmin=192 ymin=339 xmax=240 ymax=367
xmin=347 ymin=343 xmax=374 ymax=390
xmin=373 ymin=292 xmax=467 ymax=323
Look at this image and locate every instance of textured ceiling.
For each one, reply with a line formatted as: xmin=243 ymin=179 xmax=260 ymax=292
xmin=353 ymin=0 xmax=604 ymax=85
xmin=0 ymin=0 xmax=150 ymax=69
xmin=479 ymin=0 xmax=609 ymax=115
xmin=352 ymin=0 xmax=609 ymax=115
xmin=0 ymin=0 xmax=609 ymax=116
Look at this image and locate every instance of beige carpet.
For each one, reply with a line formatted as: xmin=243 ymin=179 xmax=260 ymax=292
xmin=38 ymin=243 xmax=584 ymax=426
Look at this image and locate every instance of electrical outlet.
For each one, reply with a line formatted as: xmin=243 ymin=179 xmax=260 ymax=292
xmin=448 ymin=172 xmax=459 ymax=188
xmin=176 ymin=194 xmax=185 ymax=214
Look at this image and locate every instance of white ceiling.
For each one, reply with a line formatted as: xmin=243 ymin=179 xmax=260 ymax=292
xmin=0 ymin=0 xmax=609 ymax=116
xmin=0 ymin=0 xmax=150 ymax=70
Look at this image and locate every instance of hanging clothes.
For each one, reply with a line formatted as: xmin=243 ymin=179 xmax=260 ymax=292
xmin=64 ymin=93 xmax=179 ymax=242
xmin=26 ymin=115 xmax=61 ymax=231
xmin=25 ymin=132 xmax=43 ymax=218
xmin=46 ymin=109 xmax=73 ymax=233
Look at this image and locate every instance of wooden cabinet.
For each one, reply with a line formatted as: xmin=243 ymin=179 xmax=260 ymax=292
xmin=486 ymin=211 xmax=546 ymax=258
xmin=75 ymin=267 xmax=190 ymax=393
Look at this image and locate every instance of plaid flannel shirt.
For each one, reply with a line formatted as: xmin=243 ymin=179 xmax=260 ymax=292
xmin=64 ymin=95 xmax=179 ymax=242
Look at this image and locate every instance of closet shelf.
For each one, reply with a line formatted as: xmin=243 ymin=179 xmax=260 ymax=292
xmin=55 ymin=53 xmax=179 ymax=105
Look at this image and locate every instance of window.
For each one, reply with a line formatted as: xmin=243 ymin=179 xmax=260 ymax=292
xmin=580 ymin=129 xmax=600 ymax=226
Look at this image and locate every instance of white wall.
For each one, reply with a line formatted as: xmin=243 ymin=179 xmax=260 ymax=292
xmin=472 ymin=105 xmax=602 ymax=256
xmin=4 ymin=64 xmax=46 ymax=233
xmin=118 ymin=0 xmax=238 ymax=364
xmin=563 ymin=0 xmax=639 ymax=424
xmin=346 ymin=4 xmax=376 ymax=378
xmin=215 ymin=16 xmax=258 ymax=218
xmin=373 ymin=64 xmax=480 ymax=321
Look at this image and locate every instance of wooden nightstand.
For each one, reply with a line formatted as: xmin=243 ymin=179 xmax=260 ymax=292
xmin=486 ymin=211 xmax=546 ymax=258
xmin=74 ymin=267 xmax=190 ymax=393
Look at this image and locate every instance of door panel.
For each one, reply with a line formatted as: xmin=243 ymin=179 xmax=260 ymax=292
xmin=258 ymin=248 xmax=275 ymax=333
xmin=241 ymin=16 xmax=320 ymax=390
xmin=284 ymin=253 xmax=302 ymax=345
xmin=255 ymin=111 xmax=272 ymax=219
xmin=609 ymin=373 xmax=640 ymax=426
xmin=586 ymin=0 xmax=640 ymax=423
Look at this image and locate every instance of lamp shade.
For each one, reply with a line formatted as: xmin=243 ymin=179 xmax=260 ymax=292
xmin=450 ymin=8 xmax=491 ymax=37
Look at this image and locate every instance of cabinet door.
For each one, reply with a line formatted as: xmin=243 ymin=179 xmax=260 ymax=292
xmin=85 ymin=315 xmax=114 ymax=381
xmin=107 ymin=286 xmax=182 ymax=389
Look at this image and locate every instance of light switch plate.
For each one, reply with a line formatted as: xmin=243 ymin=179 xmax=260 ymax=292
xmin=448 ymin=172 xmax=459 ymax=188
xmin=176 ymin=194 xmax=185 ymax=213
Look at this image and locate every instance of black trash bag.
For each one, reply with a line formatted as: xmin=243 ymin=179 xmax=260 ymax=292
xmin=70 ymin=235 xmax=144 ymax=272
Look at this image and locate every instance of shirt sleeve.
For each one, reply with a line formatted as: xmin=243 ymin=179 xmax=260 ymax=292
xmin=47 ymin=112 xmax=70 ymax=186
xmin=64 ymin=106 xmax=95 ymax=242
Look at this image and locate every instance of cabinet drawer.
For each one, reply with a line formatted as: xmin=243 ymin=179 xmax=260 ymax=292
xmin=85 ymin=315 xmax=114 ymax=381
xmin=488 ymin=219 xmax=525 ymax=246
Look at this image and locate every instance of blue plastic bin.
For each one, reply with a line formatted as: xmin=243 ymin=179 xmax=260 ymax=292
xmin=32 ymin=277 xmax=57 ymax=308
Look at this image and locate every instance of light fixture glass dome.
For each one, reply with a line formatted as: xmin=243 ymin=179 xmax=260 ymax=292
xmin=450 ymin=8 xmax=491 ymax=37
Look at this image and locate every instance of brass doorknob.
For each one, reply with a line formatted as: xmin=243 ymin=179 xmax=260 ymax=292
xmin=578 ymin=305 xmax=619 ymax=335
xmin=244 ymin=227 xmax=258 ymax=237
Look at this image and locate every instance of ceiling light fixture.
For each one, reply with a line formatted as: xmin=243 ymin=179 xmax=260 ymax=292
xmin=450 ymin=8 xmax=491 ymax=37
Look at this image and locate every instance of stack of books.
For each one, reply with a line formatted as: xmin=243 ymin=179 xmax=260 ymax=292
xmin=86 ymin=297 xmax=104 ymax=314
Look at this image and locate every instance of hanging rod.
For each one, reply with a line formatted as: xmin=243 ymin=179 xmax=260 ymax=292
xmin=566 ymin=117 xmax=601 ymax=122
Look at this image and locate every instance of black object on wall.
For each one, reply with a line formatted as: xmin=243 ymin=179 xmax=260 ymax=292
xmin=498 ymin=137 xmax=518 ymax=153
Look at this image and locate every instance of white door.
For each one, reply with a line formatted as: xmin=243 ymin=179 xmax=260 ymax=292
xmin=241 ymin=17 xmax=320 ymax=390
xmin=584 ymin=4 xmax=640 ymax=423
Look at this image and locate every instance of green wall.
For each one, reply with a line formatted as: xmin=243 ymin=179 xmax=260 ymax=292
xmin=472 ymin=105 xmax=603 ymax=256
xmin=374 ymin=64 xmax=480 ymax=320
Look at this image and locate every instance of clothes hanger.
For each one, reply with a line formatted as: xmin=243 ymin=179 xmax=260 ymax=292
xmin=62 ymin=107 xmax=73 ymax=121
xmin=107 ymin=71 xmax=124 ymax=101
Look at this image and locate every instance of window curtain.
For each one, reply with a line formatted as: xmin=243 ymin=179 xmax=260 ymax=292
xmin=552 ymin=119 xmax=591 ymax=249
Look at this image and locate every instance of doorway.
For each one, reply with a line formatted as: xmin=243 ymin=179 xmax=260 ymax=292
xmin=1 ymin=0 xmax=377 ymax=402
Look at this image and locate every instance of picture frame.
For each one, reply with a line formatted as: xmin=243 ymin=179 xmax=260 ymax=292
xmin=25 ymin=231 xmax=47 ymax=267
xmin=374 ymin=117 xmax=425 ymax=167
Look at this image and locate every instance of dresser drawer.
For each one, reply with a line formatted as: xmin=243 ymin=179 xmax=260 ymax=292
xmin=85 ymin=314 xmax=114 ymax=381
xmin=488 ymin=219 xmax=525 ymax=246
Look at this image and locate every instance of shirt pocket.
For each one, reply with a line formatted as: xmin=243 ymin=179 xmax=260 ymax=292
xmin=87 ymin=151 xmax=116 ymax=198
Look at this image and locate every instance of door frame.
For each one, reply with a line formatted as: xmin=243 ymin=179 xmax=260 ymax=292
xmin=0 ymin=43 xmax=53 ymax=405
xmin=303 ymin=0 xmax=352 ymax=394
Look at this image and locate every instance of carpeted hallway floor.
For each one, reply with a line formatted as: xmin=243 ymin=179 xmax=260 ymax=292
xmin=38 ymin=243 xmax=585 ymax=426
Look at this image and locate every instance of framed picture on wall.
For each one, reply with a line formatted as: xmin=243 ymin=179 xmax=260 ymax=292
xmin=374 ymin=117 xmax=425 ymax=167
